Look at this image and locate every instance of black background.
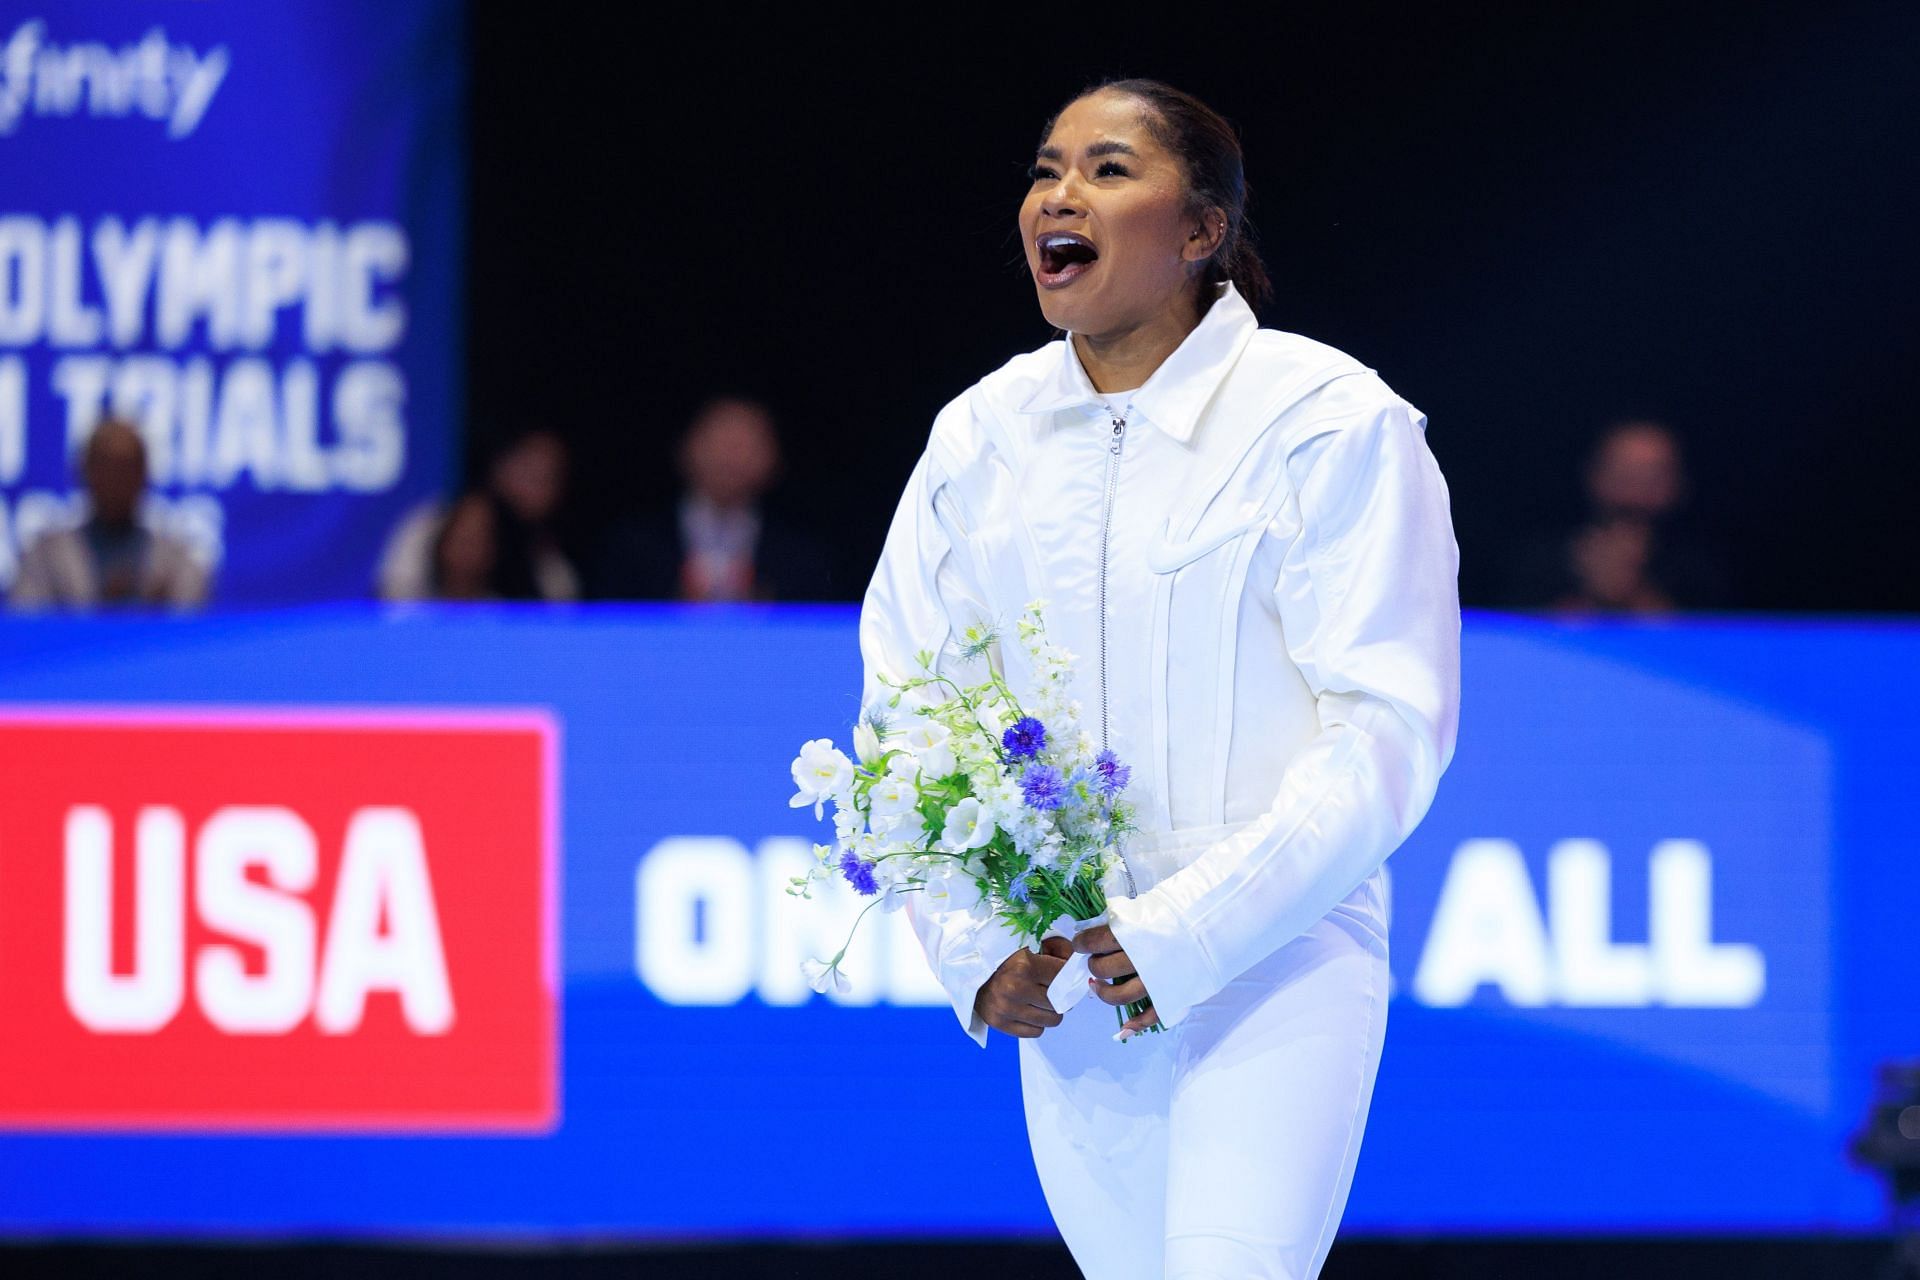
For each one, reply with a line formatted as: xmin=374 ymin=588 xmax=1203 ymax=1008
xmin=467 ymin=2 xmax=1918 ymax=612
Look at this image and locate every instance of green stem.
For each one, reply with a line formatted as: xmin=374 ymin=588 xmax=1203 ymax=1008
xmin=823 ymin=886 xmax=919 ymax=970
xmin=890 ymin=663 xmax=1030 ymax=771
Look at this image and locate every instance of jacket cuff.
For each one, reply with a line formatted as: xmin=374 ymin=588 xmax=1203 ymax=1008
xmin=1105 ymin=889 xmax=1221 ymax=1030
xmin=937 ymin=913 xmax=1027 ymax=1047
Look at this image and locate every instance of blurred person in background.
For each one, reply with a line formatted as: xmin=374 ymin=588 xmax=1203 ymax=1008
xmin=485 ymin=426 xmax=580 ymax=601
xmin=427 ymin=492 xmax=499 ymax=601
xmin=378 ymin=427 xmax=581 ymax=603
xmin=9 ymin=416 xmax=210 ymax=612
xmin=1499 ymin=418 xmax=1730 ymax=614
xmin=591 ymin=394 xmax=833 ymax=601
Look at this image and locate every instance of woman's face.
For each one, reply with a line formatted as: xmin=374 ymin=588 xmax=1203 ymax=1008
xmin=1020 ymin=90 xmax=1212 ymax=338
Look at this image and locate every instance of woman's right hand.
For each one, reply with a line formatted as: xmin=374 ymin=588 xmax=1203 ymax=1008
xmin=973 ymin=936 xmax=1072 ymax=1038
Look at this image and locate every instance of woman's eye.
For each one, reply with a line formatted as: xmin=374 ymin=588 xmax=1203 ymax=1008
xmin=1096 ymin=160 xmax=1130 ymax=178
xmin=1026 ymin=164 xmax=1057 ymax=182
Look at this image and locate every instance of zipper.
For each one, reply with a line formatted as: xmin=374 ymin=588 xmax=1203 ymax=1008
xmin=1099 ymin=409 xmax=1139 ymax=901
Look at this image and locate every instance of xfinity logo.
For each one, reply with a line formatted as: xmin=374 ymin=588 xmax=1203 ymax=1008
xmin=0 ymin=21 xmax=229 ymax=139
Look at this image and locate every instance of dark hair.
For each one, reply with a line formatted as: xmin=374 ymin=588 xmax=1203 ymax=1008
xmin=429 ymin=490 xmax=497 ymax=598
xmin=1039 ymin=77 xmax=1273 ymax=317
xmin=81 ymin=414 xmax=148 ymax=470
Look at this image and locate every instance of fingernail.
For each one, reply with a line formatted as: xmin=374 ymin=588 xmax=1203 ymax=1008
xmin=1113 ymin=1027 xmax=1135 ymax=1043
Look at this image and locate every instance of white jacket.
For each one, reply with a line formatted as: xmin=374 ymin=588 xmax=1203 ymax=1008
xmin=859 ymin=282 xmax=1461 ymax=1046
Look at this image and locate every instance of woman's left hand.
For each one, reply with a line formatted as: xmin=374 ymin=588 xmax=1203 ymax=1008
xmin=1071 ymin=923 xmax=1161 ymax=1035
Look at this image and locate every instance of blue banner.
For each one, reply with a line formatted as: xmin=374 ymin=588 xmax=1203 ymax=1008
xmin=0 ymin=1 xmax=462 ymax=603
xmin=0 ymin=606 xmax=1910 ymax=1236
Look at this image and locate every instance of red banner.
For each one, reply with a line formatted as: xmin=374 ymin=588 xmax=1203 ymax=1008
xmin=0 ymin=709 xmax=558 ymax=1132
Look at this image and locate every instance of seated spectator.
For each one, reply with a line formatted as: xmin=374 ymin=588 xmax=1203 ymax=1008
xmin=486 ymin=427 xmax=580 ymax=602
xmin=429 ymin=492 xmax=499 ymax=601
xmin=377 ymin=428 xmax=580 ymax=603
xmin=1498 ymin=418 xmax=1731 ymax=614
xmin=591 ymin=395 xmax=833 ymax=602
xmin=373 ymin=497 xmax=445 ymax=602
xmin=9 ymin=417 xmax=210 ymax=611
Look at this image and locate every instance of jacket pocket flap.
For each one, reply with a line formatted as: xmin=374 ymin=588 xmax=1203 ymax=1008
xmin=1143 ymin=512 xmax=1269 ymax=573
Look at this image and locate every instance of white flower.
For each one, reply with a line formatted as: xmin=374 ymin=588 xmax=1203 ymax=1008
xmin=804 ymin=842 xmax=836 ymax=884
xmin=800 ymin=957 xmax=850 ymax=996
xmin=916 ymin=744 xmax=957 ymax=780
xmin=901 ymin=720 xmax=958 ymax=779
xmin=940 ymin=796 xmax=996 ymax=851
xmin=922 ymin=858 xmax=983 ymax=912
xmin=789 ymin=738 xmax=853 ymax=819
xmin=874 ymin=868 xmax=912 ymax=913
xmin=978 ymin=771 xmax=1022 ymax=813
xmin=853 ymin=719 xmax=884 ymax=768
xmin=904 ymin=719 xmax=951 ymax=752
xmin=868 ymin=770 xmax=920 ymax=826
xmin=1007 ymin=806 xmax=1050 ymax=856
xmin=831 ymin=801 xmax=864 ymax=848
xmin=867 ymin=811 xmax=918 ymax=848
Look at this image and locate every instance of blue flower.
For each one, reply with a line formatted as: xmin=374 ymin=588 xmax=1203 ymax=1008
xmin=1008 ymin=868 xmax=1034 ymax=904
xmin=1094 ymin=748 xmax=1133 ymax=794
xmin=838 ymin=850 xmax=878 ymax=896
xmin=1002 ymin=716 xmax=1047 ymax=760
xmin=1020 ymin=762 xmax=1066 ymax=811
xmin=1063 ymin=763 xmax=1096 ymax=807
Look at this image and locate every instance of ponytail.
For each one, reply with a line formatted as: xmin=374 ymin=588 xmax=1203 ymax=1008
xmin=1202 ymin=199 xmax=1272 ymax=316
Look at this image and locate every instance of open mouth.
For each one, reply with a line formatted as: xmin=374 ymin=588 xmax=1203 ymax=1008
xmin=1036 ymin=231 xmax=1099 ymax=287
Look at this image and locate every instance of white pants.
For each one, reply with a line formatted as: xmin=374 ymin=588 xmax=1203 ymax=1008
xmin=1018 ymin=822 xmax=1390 ymax=1280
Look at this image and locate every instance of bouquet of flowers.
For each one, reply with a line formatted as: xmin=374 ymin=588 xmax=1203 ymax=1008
xmin=786 ymin=598 xmax=1157 ymax=1035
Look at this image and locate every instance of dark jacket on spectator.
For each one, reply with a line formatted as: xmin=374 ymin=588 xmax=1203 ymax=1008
xmin=590 ymin=501 xmax=837 ymax=602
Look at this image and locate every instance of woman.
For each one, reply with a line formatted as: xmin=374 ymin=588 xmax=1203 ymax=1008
xmin=428 ymin=492 xmax=499 ymax=600
xmin=858 ymin=78 xmax=1460 ymax=1279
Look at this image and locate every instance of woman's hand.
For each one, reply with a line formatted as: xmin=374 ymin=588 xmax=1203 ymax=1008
xmin=1072 ymin=924 xmax=1162 ymax=1037
xmin=973 ymin=935 xmax=1073 ymax=1038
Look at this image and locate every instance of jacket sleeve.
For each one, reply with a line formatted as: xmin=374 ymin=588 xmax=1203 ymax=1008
xmin=1106 ymin=381 xmax=1462 ymax=1028
xmin=858 ymin=432 xmax=1027 ymax=1047
xmin=156 ymin=535 xmax=212 ymax=610
xmin=7 ymin=534 xmax=58 ymax=609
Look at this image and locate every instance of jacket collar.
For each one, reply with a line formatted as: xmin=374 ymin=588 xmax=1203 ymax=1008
xmin=1015 ymin=281 xmax=1258 ymax=444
